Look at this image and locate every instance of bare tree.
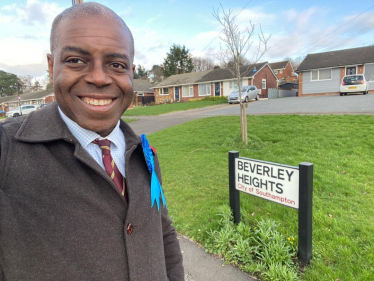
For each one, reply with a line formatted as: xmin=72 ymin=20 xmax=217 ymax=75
xmin=213 ymin=4 xmax=270 ymax=144
xmin=192 ymin=56 xmax=215 ymax=72
xmin=18 ymin=75 xmax=34 ymax=94
xmin=283 ymin=56 xmax=305 ymax=71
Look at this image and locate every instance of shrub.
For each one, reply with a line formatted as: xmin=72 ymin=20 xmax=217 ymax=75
xmin=188 ymin=96 xmax=227 ymax=102
xmin=205 ymin=205 xmax=299 ymax=280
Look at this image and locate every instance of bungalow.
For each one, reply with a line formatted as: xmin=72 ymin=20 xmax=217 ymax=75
xmin=132 ymin=79 xmax=155 ymax=107
xmin=297 ymin=45 xmax=374 ymax=96
xmin=153 ymin=62 xmax=278 ymax=104
xmin=0 ymin=89 xmax=55 ymax=113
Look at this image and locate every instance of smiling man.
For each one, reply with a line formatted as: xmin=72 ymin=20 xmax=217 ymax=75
xmin=0 ymin=3 xmax=184 ymax=281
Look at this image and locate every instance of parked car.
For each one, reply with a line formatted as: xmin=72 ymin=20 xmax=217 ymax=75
xmin=6 ymin=105 xmax=37 ymax=118
xmin=340 ymin=74 xmax=368 ymax=96
xmin=228 ymin=86 xmax=260 ymax=104
xmin=37 ymin=103 xmax=49 ymax=110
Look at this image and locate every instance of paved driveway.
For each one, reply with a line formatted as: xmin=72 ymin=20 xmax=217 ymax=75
xmin=129 ymin=94 xmax=374 ymax=135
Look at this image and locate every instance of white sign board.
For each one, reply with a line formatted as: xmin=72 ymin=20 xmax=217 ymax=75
xmin=235 ymin=158 xmax=299 ymax=209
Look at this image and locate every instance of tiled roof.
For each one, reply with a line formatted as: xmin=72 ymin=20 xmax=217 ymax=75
xmin=133 ymin=79 xmax=154 ymax=93
xmin=153 ymin=70 xmax=212 ymax=87
xmin=297 ymin=45 xmax=374 ymax=71
xmin=153 ymin=62 xmax=267 ymax=88
xmin=269 ymin=61 xmax=289 ymax=70
xmin=0 ymin=90 xmax=53 ymax=104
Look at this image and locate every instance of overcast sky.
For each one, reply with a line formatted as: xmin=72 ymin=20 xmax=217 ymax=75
xmin=0 ymin=0 xmax=373 ymax=82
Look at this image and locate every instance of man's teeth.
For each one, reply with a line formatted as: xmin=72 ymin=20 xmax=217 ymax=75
xmin=82 ymin=97 xmax=113 ymax=106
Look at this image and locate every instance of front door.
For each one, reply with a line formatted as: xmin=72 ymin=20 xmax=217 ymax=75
xmin=175 ymin=87 xmax=180 ymax=102
xmin=215 ymin=83 xmax=220 ymax=96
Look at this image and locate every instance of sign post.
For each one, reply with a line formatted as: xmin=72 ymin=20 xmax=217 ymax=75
xmin=228 ymin=151 xmax=313 ymax=264
xmin=229 ymin=151 xmax=240 ymax=224
xmin=298 ymin=163 xmax=313 ymax=264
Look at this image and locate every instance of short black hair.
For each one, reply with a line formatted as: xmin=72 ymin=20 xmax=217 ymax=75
xmin=50 ymin=2 xmax=134 ymax=60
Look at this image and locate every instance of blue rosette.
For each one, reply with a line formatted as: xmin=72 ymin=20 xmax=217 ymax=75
xmin=141 ymin=134 xmax=167 ymax=210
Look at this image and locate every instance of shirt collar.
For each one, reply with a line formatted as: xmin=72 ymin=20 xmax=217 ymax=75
xmin=58 ymin=107 xmax=122 ymax=149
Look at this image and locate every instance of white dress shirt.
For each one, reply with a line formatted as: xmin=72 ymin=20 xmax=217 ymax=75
xmin=58 ymin=107 xmax=126 ymax=177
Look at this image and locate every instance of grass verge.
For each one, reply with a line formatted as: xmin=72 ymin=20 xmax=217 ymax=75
xmin=148 ymin=115 xmax=374 ymax=280
xmin=123 ymin=100 xmax=227 ymax=116
xmin=122 ymin=118 xmax=139 ymax=123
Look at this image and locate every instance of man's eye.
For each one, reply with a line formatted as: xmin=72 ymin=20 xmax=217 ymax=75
xmin=110 ymin=63 xmax=126 ymax=69
xmin=67 ymin=58 xmax=84 ymax=64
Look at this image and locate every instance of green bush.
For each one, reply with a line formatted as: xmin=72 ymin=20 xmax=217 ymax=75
xmin=188 ymin=96 xmax=227 ymax=102
xmin=205 ymin=205 xmax=299 ymax=281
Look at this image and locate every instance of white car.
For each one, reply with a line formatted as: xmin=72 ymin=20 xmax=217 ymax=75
xmin=340 ymin=74 xmax=368 ymax=96
xmin=228 ymin=86 xmax=260 ymax=104
xmin=6 ymin=105 xmax=37 ymax=118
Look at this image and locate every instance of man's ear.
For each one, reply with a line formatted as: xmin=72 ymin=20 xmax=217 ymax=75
xmin=132 ymin=64 xmax=136 ymax=77
xmin=47 ymin=54 xmax=54 ymax=84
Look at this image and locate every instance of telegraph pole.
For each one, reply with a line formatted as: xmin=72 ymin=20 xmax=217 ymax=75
xmin=72 ymin=0 xmax=83 ymax=5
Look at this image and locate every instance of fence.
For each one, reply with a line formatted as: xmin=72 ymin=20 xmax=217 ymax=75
xmin=268 ymin=88 xmax=298 ymax=99
xmin=137 ymin=95 xmax=155 ymax=106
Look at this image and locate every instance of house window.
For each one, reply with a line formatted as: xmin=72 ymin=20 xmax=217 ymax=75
xmin=346 ymin=66 xmax=356 ymax=75
xmin=311 ymin=70 xmax=318 ymax=80
xmin=229 ymin=80 xmax=241 ymax=89
xmin=280 ymin=69 xmax=283 ymax=74
xmin=262 ymin=79 xmax=266 ymax=89
xmin=198 ymin=83 xmax=211 ymax=96
xmin=182 ymin=85 xmax=194 ymax=97
xmin=160 ymin=88 xmax=169 ymax=95
xmin=365 ymin=64 xmax=374 ymax=81
xmin=311 ymin=69 xmax=332 ymax=81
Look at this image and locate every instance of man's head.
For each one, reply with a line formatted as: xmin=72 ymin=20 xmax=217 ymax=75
xmin=47 ymin=3 xmax=135 ymax=137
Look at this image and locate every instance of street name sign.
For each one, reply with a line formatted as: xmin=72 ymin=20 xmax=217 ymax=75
xmin=235 ymin=158 xmax=299 ymax=209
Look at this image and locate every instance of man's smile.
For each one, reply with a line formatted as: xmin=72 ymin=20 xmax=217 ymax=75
xmin=81 ymin=97 xmax=114 ymax=106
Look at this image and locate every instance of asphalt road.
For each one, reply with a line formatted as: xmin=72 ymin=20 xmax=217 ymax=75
xmin=128 ymin=94 xmax=374 ymax=135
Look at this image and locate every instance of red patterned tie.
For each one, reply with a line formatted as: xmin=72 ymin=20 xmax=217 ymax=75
xmin=93 ymin=139 xmax=126 ymax=199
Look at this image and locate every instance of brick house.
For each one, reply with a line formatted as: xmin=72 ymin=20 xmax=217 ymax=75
xmin=296 ymin=45 xmax=374 ymax=96
xmin=269 ymin=60 xmax=294 ymax=80
xmin=153 ymin=62 xmax=278 ymax=103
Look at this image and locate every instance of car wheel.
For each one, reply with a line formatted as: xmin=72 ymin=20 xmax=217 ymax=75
xmin=363 ymin=91 xmax=367 ymax=95
xmin=13 ymin=113 xmax=20 ymax=117
xmin=245 ymin=97 xmax=249 ymax=103
xmin=340 ymin=93 xmax=343 ymax=96
xmin=256 ymin=94 xmax=259 ymax=100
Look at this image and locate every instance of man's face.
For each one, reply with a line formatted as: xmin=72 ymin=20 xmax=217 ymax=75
xmin=47 ymin=15 xmax=135 ymax=137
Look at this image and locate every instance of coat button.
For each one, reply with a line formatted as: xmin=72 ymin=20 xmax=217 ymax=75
xmin=126 ymin=223 xmax=134 ymax=235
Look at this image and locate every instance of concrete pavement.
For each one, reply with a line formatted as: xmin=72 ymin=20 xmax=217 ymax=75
xmin=179 ymin=235 xmax=257 ymax=281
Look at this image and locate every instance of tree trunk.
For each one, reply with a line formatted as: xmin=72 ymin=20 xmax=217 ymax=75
xmin=240 ymin=104 xmax=248 ymax=145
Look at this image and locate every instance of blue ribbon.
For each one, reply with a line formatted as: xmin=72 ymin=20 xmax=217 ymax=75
xmin=141 ymin=134 xmax=167 ymax=210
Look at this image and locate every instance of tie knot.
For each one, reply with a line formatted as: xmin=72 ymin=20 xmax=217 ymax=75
xmin=93 ymin=138 xmax=111 ymax=154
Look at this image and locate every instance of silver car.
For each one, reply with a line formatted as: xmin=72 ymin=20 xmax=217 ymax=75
xmin=228 ymin=86 xmax=260 ymax=104
xmin=6 ymin=105 xmax=37 ymax=118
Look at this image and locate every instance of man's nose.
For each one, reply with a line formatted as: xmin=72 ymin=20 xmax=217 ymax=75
xmin=84 ymin=62 xmax=112 ymax=87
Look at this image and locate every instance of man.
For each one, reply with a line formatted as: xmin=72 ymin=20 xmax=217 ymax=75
xmin=0 ymin=3 xmax=184 ymax=281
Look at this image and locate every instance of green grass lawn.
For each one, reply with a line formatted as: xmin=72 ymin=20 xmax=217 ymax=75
xmin=123 ymin=100 xmax=227 ymax=116
xmin=122 ymin=118 xmax=139 ymax=123
xmin=148 ymin=115 xmax=374 ymax=280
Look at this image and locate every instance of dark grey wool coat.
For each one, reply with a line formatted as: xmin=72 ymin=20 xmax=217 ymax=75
xmin=0 ymin=102 xmax=184 ymax=281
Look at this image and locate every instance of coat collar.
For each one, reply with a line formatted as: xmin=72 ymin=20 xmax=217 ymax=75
xmin=14 ymin=101 xmax=141 ymax=151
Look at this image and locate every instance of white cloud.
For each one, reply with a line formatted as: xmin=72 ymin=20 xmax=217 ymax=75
xmin=146 ymin=14 xmax=162 ymax=25
xmin=0 ymin=0 xmax=62 ymax=26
